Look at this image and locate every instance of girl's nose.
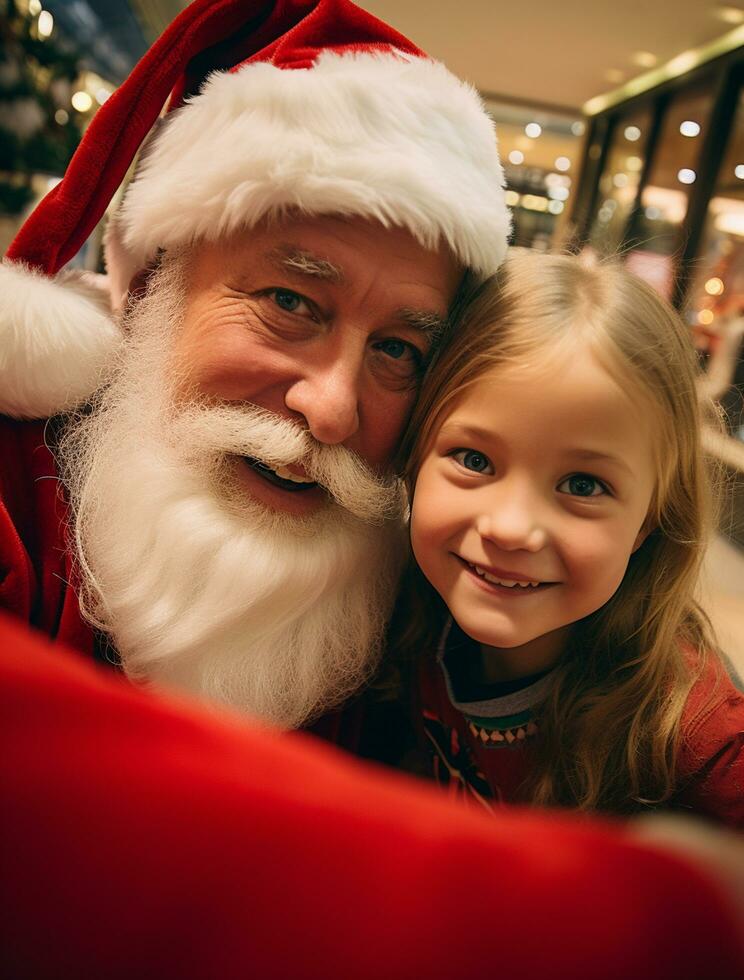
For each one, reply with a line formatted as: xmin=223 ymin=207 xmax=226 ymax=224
xmin=475 ymin=503 xmax=547 ymax=553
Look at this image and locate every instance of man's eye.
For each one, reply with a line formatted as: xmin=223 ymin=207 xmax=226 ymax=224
xmin=557 ymin=474 xmax=607 ymax=497
xmin=370 ymin=338 xmax=424 ymax=388
xmin=452 ymin=449 xmax=493 ymax=474
xmin=374 ymin=338 xmax=419 ymax=362
xmin=270 ymin=289 xmax=313 ymax=317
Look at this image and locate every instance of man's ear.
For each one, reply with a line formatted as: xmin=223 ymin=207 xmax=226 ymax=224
xmin=122 ymin=258 xmax=162 ymax=331
xmin=127 ymin=266 xmax=153 ymax=303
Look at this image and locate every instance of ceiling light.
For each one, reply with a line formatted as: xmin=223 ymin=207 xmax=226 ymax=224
xmin=679 ymin=120 xmax=701 ymax=137
xmin=633 ymin=51 xmax=657 ymax=68
xmin=613 ymin=173 xmax=629 ymax=188
xmin=698 ymin=309 xmax=714 ymax=325
xmin=716 ymin=6 xmax=744 ymax=24
xmin=508 ymin=149 xmax=524 ymax=165
xmin=525 ymin=123 xmax=542 ymax=139
xmin=584 ymin=27 xmax=744 ymax=116
xmin=705 ymin=277 xmax=725 ymax=296
xmin=554 ymin=156 xmax=571 ymax=171
xmin=626 ymin=156 xmax=643 ymax=172
xmin=28 ymin=0 xmax=41 ymax=14
xmin=624 ymin=125 xmax=641 ymax=142
xmin=548 ymin=200 xmax=565 ymax=215
xmin=571 ymin=121 xmax=585 ymax=136
xmin=735 ymin=164 xmax=744 ymax=179
xmin=666 ymin=51 xmax=698 ymax=75
xmin=677 ymin=168 xmax=696 ymax=184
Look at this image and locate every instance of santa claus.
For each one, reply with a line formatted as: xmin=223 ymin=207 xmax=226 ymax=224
xmin=0 ymin=0 xmax=508 ymax=730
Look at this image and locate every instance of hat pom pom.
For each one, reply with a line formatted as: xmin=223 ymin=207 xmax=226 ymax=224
xmin=0 ymin=261 xmax=122 ymax=420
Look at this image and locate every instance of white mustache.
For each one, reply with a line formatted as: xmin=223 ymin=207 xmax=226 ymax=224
xmin=169 ymin=402 xmax=404 ymax=524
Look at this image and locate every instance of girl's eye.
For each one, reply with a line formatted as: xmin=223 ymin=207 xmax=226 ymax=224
xmin=270 ymin=289 xmax=314 ymax=317
xmin=452 ymin=449 xmax=493 ymax=474
xmin=557 ymin=474 xmax=607 ymax=497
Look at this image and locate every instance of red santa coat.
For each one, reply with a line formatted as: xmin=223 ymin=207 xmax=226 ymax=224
xmin=0 ymin=417 xmax=91 ymax=651
xmin=1 ymin=609 xmax=743 ymax=979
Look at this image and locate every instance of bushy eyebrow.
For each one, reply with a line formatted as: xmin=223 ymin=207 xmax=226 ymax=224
xmin=269 ymin=246 xmax=344 ymax=283
xmin=265 ymin=247 xmax=446 ymax=339
xmin=398 ymin=308 xmax=446 ymax=341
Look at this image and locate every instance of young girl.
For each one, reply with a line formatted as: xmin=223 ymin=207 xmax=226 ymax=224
xmin=396 ymin=250 xmax=744 ymax=824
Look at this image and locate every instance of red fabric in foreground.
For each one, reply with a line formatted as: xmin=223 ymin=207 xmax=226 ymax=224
xmin=1 ymin=612 xmax=742 ymax=979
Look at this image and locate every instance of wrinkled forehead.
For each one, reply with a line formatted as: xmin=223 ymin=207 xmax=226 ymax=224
xmin=188 ymin=211 xmax=462 ymax=272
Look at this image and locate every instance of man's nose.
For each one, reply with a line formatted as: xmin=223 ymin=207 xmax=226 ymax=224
xmin=284 ymin=360 xmax=361 ymax=446
xmin=475 ymin=485 xmax=548 ymax=552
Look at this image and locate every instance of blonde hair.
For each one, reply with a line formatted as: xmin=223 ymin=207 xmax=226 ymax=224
xmin=398 ymin=250 xmax=723 ymax=814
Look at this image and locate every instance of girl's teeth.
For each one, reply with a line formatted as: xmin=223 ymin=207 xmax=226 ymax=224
xmin=472 ymin=565 xmax=540 ymax=588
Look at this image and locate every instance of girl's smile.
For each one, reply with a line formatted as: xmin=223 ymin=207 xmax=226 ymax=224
xmin=456 ymin=556 xmax=558 ymax=593
xmin=410 ymin=345 xmax=657 ymax=679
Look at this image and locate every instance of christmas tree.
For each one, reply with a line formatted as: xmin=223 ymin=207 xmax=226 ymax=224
xmin=0 ymin=0 xmax=84 ymax=217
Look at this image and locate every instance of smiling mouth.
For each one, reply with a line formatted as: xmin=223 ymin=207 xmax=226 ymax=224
xmin=243 ymin=457 xmax=319 ymax=492
xmin=458 ymin=557 xmax=556 ymax=591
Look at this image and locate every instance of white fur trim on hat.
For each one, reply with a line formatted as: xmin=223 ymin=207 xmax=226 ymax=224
xmin=109 ymin=51 xmax=510 ymax=291
xmin=0 ymin=261 xmax=122 ymax=419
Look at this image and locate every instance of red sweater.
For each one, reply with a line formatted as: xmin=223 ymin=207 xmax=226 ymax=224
xmin=413 ymin=620 xmax=744 ymax=827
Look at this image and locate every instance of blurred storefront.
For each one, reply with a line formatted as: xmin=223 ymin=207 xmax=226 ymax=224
xmin=569 ymin=38 xmax=744 ymax=544
xmin=485 ymin=99 xmax=584 ymax=252
xmin=572 ymin=43 xmax=742 ymax=311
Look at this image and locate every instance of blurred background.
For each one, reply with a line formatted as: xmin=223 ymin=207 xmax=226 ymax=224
xmin=0 ymin=0 xmax=743 ymax=670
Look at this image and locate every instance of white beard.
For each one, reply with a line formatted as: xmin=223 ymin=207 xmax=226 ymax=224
xmin=58 ymin=253 xmax=406 ymax=729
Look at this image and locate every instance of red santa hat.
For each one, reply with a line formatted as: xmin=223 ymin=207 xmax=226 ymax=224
xmin=0 ymin=0 xmax=509 ymax=420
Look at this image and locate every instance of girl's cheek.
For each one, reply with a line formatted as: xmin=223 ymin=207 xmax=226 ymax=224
xmin=409 ymin=489 xmax=446 ymax=562
xmin=409 ymin=497 xmax=433 ymax=549
xmin=563 ymin=530 xmax=632 ymax=582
